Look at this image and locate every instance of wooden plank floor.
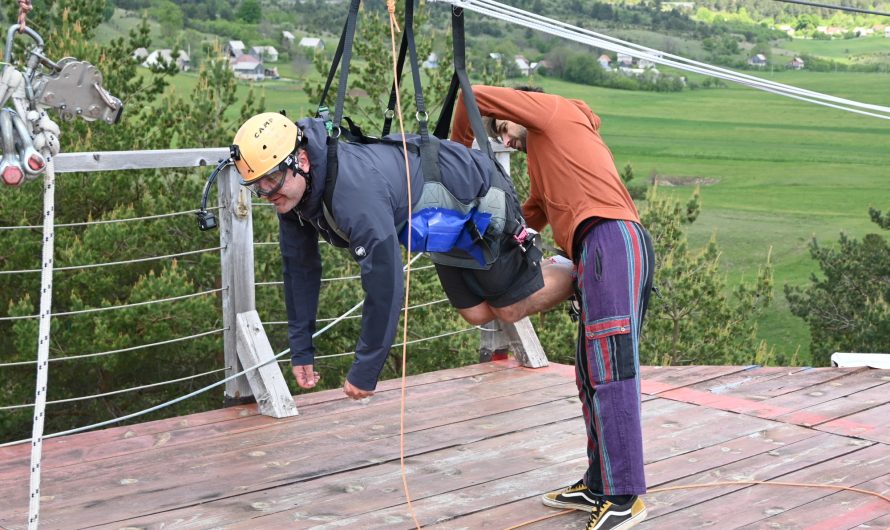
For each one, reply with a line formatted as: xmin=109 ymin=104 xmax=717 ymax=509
xmin=1 ymin=360 xmax=889 ymax=529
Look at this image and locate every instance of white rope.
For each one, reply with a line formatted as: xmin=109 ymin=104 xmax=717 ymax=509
xmin=255 ymin=264 xmax=436 ymax=287
xmin=0 ymin=207 xmax=220 ymax=231
xmin=27 ymin=160 xmax=55 ymax=530
xmin=0 ymin=328 xmax=225 ymax=367
xmin=0 ymin=253 xmax=427 ymax=448
xmin=311 ymin=325 xmax=482 ymax=360
xmin=0 ymin=367 xmax=228 ymax=411
xmin=0 ymin=287 xmax=225 ymax=321
xmin=0 ymin=246 xmax=224 ymax=275
xmin=431 ymin=0 xmax=890 ymax=120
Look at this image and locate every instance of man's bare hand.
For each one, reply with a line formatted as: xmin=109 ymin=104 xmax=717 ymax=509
xmin=292 ymin=365 xmax=320 ymax=389
xmin=343 ymin=380 xmax=374 ymax=400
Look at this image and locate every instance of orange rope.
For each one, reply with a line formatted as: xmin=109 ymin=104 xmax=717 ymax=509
xmin=17 ymin=0 xmax=32 ymax=31
xmin=387 ymin=1 xmax=420 ymax=528
xmin=506 ymin=481 xmax=890 ymax=529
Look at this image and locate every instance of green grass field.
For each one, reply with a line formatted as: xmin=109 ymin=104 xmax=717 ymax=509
xmin=159 ymin=61 xmax=888 ymax=364
xmin=780 ymin=35 xmax=890 ymax=64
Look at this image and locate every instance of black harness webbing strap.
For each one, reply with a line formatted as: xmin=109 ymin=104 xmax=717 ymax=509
xmin=403 ymin=0 xmax=442 ymax=185
xmin=317 ymin=18 xmax=348 ymax=113
xmin=381 ymin=30 xmax=409 ymax=137
xmin=322 ymin=0 xmax=362 ymax=230
xmin=449 ymin=6 xmax=494 ymax=160
xmin=433 ymin=72 xmax=459 ymax=139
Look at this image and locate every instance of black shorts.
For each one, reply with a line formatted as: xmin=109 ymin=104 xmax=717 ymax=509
xmin=435 ymin=239 xmax=544 ymax=309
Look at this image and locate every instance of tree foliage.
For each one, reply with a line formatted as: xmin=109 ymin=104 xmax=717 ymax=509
xmin=0 ymin=0 xmax=262 ymax=441
xmin=785 ymin=209 xmax=890 ymax=366
xmin=639 ymin=186 xmax=775 ymax=365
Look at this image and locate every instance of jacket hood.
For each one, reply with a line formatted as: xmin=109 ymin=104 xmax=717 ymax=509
xmin=295 ymin=117 xmax=330 ymax=220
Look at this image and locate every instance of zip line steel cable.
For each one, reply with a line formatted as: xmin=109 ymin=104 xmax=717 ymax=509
xmin=447 ymin=0 xmax=890 ymax=118
xmin=0 ymin=252 xmax=427 ymax=449
xmin=428 ymin=0 xmax=890 ymax=120
xmin=0 ymin=328 xmax=225 ymax=367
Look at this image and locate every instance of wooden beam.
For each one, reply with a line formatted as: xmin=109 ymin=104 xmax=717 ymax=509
xmin=219 ymin=165 xmax=255 ymax=404
xmin=52 ymin=148 xmax=229 ymax=173
xmin=235 ymin=311 xmax=298 ymax=418
xmin=479 ymin=318 xmax=548 ymax=368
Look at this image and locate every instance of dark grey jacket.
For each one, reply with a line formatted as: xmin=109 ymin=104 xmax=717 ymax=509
xmin=281 ymin=117 xmax=503 ymax=391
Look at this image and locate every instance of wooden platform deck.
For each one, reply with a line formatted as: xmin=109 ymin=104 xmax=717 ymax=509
xmin=1 ymin=360 xmax=889 ymax=529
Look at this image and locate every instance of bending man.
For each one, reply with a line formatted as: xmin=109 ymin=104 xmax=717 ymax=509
xmin=452 ymin=86 xmax=655 ymax=530
xmin=228 ymin=112 xmax=573 ymax=401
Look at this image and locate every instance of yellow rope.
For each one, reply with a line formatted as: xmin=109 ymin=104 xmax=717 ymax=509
xmin=387 ymin=0 xmax=419 ymax=528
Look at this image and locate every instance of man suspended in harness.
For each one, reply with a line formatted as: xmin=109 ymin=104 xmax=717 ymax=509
xmin=228 ymin=112 xmax=574 ymax=400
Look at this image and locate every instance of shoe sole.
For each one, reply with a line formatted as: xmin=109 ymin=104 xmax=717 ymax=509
xmin=541 ymin=495 xmax=596 ymax=511
xmin=590 ymin=508 xmax=648 ymax=530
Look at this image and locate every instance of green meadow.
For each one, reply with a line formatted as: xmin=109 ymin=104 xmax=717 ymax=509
xmin=780 ymin=35 xmax=890 ymax=64
xmin=162 ymin=66 xmax=889 ymax=363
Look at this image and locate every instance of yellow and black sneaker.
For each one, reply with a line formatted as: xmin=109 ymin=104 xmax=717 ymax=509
xmin=586 ymin=496 xmax=647 ymax=530
xmin=541 ymin=480 xmax=601 ymax=511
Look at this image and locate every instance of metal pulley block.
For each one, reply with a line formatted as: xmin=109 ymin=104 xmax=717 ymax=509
xmin=1 ymin=23 xmax=122 ymax=187
xmin=31 ymin=58 xmax=123 ymax=124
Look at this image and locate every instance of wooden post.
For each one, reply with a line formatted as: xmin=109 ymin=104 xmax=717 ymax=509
xmin=219 ymin=165 xmax=255 ymax=405
xmin=477 ymin=142 xmax=549 ymax=368
xmin=236 ymin=311 xmax=298 ymax=418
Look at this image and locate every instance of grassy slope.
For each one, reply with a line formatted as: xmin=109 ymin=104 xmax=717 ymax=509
xmin=780 ymin=35 xmax=890 ymax=64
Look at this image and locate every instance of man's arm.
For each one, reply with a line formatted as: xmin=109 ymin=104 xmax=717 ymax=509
xmin=279 ymin=210 xmax=322 ymax=386
xmin=450 ymin=85 xmax=559 ymax=145
xmin=336 ymin=178 xmax=404 ymax=397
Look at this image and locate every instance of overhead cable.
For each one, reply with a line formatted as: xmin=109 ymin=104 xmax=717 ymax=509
xmin=770 ymin=0 xmax=890 ymax=17
xmin=429 ymin=0 xmax=890 ymax=120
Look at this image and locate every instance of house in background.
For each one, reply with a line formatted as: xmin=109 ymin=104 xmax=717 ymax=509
xmin=775 ymin=24 xmax=795 ymax=37
xmin=282 ymin=31 xmax=295 ymax=49
xmin=227 ymin=40 xmax=246 ymax=59
xmin=251 ymin=46 xmax=279 ymax=62
xmin=132 ymin=47 xmax=149 ymax=62
xmin=142 ymin=49 xmax=190 ymax=71
xmin=514 ymin=55 xmax=538 ymax=76
xmin=298 ymin=37 xmax=325 ymax=52
xmin=788 ymin=57 xmax=805 ymax=70
xmin=597 ymin=54 xmax=612 ymax=70
xmin=885 ymin=27 xmax=890 ymax=38
xmin=747 ymin=53 xmax=768 ymax=68
xmin=616 ymin=52 xmax=633 ymax=67
xmin=232 ymin=54 xmax=264 ymax=81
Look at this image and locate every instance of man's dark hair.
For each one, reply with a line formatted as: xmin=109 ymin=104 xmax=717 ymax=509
xmin=483 ymin=116 xmax=499 ymax=141
xmin=513 ymin=85 xmax=545 ymax=93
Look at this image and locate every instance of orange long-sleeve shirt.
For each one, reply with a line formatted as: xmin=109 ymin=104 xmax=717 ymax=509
xmin=451 ymin=85 xmax=639 ymax=260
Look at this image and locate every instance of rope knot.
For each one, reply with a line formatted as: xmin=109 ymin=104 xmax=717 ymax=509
xmin=17 ymin=0 xmax=33 ymax=31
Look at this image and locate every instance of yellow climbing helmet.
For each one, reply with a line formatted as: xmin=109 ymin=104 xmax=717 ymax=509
xmin=230 ymin=112 xmax=302 ymax=184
